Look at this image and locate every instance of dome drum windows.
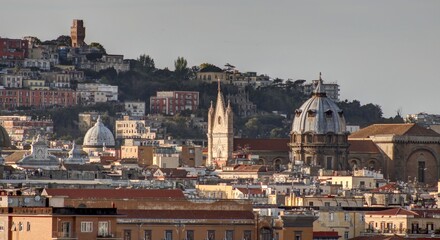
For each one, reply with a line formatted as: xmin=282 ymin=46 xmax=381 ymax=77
xmin=307 ymin=109 xmax=316 ymax=117
xmin=325 ymin=109 xmax=333 ymax=118
xmin=295 ymin=109 xmax=302 ymax=117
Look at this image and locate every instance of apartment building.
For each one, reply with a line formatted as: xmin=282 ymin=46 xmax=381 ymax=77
xmin=150 ymin=91 xmax=199 ymax=115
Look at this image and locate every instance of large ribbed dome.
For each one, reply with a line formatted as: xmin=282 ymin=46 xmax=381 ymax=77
xmin=0 ymin=125 xmax=11 ymax=148
xmin=83 ymin=116 xmax=115 ymax=147
xmin=292 ymin=77 xmax=346 ymax=134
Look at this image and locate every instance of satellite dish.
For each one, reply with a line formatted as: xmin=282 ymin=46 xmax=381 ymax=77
xmin=34 ymin=196 xmax=41 ymax=201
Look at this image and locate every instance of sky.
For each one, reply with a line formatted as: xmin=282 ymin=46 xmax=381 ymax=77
xmin=1 ymin=0 xmax=439 ymax=117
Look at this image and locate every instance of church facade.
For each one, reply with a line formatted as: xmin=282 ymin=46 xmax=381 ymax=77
xmin=348 ymin=124 xmax=440 ymax=186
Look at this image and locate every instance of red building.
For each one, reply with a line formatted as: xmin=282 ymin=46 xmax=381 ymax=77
xmin=0 ymin=37 xmax=28 ymax=60
xmin=0 ymin=89 xmax=78 ymax=110
xmin=150 ymin=91 xmax=199 ymax=115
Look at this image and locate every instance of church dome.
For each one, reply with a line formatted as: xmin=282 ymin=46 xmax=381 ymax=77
xmin=0 ymin=124 xmax=10 ymax=148
xmin=292 ymin=75 xmax=346 ymax=134
xmin=83 ymin=116 xmax=115 ymax=147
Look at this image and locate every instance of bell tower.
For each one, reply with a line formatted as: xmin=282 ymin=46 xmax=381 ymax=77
xmin=207 ymin=79 xmax=233 ymax=168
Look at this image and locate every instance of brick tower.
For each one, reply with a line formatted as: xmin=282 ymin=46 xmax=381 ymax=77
xmin=70 ymin=19 xmax=86 ymax=47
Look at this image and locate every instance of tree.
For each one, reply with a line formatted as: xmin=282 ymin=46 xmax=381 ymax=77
xmin=199 ymin=63 xmax=222 ymax=72
xmin=174 ymin=57 xmax=189 ymax=80
xmin=89 ymin=42 xmax=107 ymax=54
xmin=174 ymin=57 xmax=188 ymax=72
xmin=137 ymin=54 xmax=155 ymax=73
xmin=55 ymin=35 xmax=71 ymax=47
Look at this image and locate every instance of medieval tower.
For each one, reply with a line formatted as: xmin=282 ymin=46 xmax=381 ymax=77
xmin=70 ymin=19 xmax=86 ymax=48
xmin=207 ymin=81 xmax=234 ymax=168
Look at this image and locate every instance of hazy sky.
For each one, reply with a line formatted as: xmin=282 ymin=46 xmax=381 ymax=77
xmin=1 ymin=0 xmax=439 ymax=117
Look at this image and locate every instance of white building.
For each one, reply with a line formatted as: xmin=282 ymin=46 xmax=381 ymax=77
xmin=115 ymin=116 xmax=156 ymax=139
xmin=124 ymin=101 xmax=145 ymax=117
xmin=303 ymin=79 xmax=340 ymax=102
xmin=1 ymin=74 xmax=23 ymax=88
xmin=93 ymin=54 xmax=130 ymax=73
xmin=152 ymin=147 xmax=180 ymax=168
xmin=23 ymin=59 xmax=51 ymax=71
xmin=77 ymin=83 xmax=118 ymax=104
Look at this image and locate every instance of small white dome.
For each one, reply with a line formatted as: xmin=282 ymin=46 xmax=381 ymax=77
xmin=292 ymin=78 xmax=346 ymax=134
xmin=83 ymin=116 xmax=115 ymax=147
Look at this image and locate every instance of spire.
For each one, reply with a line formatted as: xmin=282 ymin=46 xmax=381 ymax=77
xmin=217 ymin=78 xmax=221 ymax=92
xmin=215 ymin=78 xmax=226 ymax=110
xmin=313 ymin=72 xmax=326 ymax=97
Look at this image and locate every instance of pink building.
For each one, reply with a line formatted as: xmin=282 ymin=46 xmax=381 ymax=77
xmin=150 ymin=91 xmax=199 ymax=115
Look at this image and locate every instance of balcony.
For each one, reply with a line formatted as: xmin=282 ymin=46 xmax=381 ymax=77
xmin=52 ymin=232 xmax=121 ymax=240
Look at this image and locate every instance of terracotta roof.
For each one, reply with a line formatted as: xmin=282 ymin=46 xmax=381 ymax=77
xmin=232 ymin=165 xmax=268 ymax=172
xmin=234 ymin=138 xmax=289 ymax=152
xmin=348 ymin=140 xmax=380 ymax=153
xmin=313 ymin=231 xmax=340 ymax=238
xmin=235 ymin=188 xmax=264 ymax=195
xmin=42 ymin=188 xmax=185 ymax=199
xmin=118 ymin=209 xmax=255 ymax=220
xmin=371 ymin=183 xmax=398 ymax=193
xmin=368 ymin=207 xmax=418 ymax=216
xmin=349 ymin=124 xmax=440 ymax=139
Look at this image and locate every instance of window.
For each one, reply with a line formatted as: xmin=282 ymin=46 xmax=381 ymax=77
xmin=295 ymin=231 xmax=302 ymax=240
xmin=306 ymin=156 xmax=312 ymax=165
xmin=186 ymin=230 xmax=194 ymax=240
xmin=344 ymin=231 xmax=349 ymax=240
xmin=81 ymin=222 xmax=93 ymax=232
xmin=225 ymin=230 xmax=234 ymax=240
xmin=98 ymin=221 xmax=109 ymax=236
xmin=124 ymin=229 xmax=132 ymax=240
xmin=61 ymin=222 xmax=71 ymax=237
xmin=144 ymin=230 xmax=152 ymax=240
xmin=324 ymin=202 xmax=330 ymax=207
xmin=243 ymin=230 xmax=252 ymax=240
xmin=329 ymin=212 xmax=334 ymax=221
xmin=165 ymin=230 xmax=173 ymax=240
xmin=207 ymin=230 xmax=215 ymax=240
xmin=26 ymin=222 xmax=30 ymax=231
xmin=326 ymin=156 xmax=333 ymax=169
xmin=418 ymin=161 xmax=425 ymax=183
xmin=344 ymin=212 xmax=349 ymax=221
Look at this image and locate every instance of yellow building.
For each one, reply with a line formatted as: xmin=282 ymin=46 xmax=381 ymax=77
xmin=327 ymin=175 xmax=376 ymax=190
xmin=313 ymin=208 xmax=366 ymax=239
xmin=23 ymin=79 xmax=48 ymax=90
xmin=196 ymin=184 xmax=235 ymax=199
xmin=120 ymin=145 xmax=154 ymax=166
xmin=285 ymin=194 xmax=364 ymax=207
xmin=364 ymin=208 xmax=418 ymax=235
